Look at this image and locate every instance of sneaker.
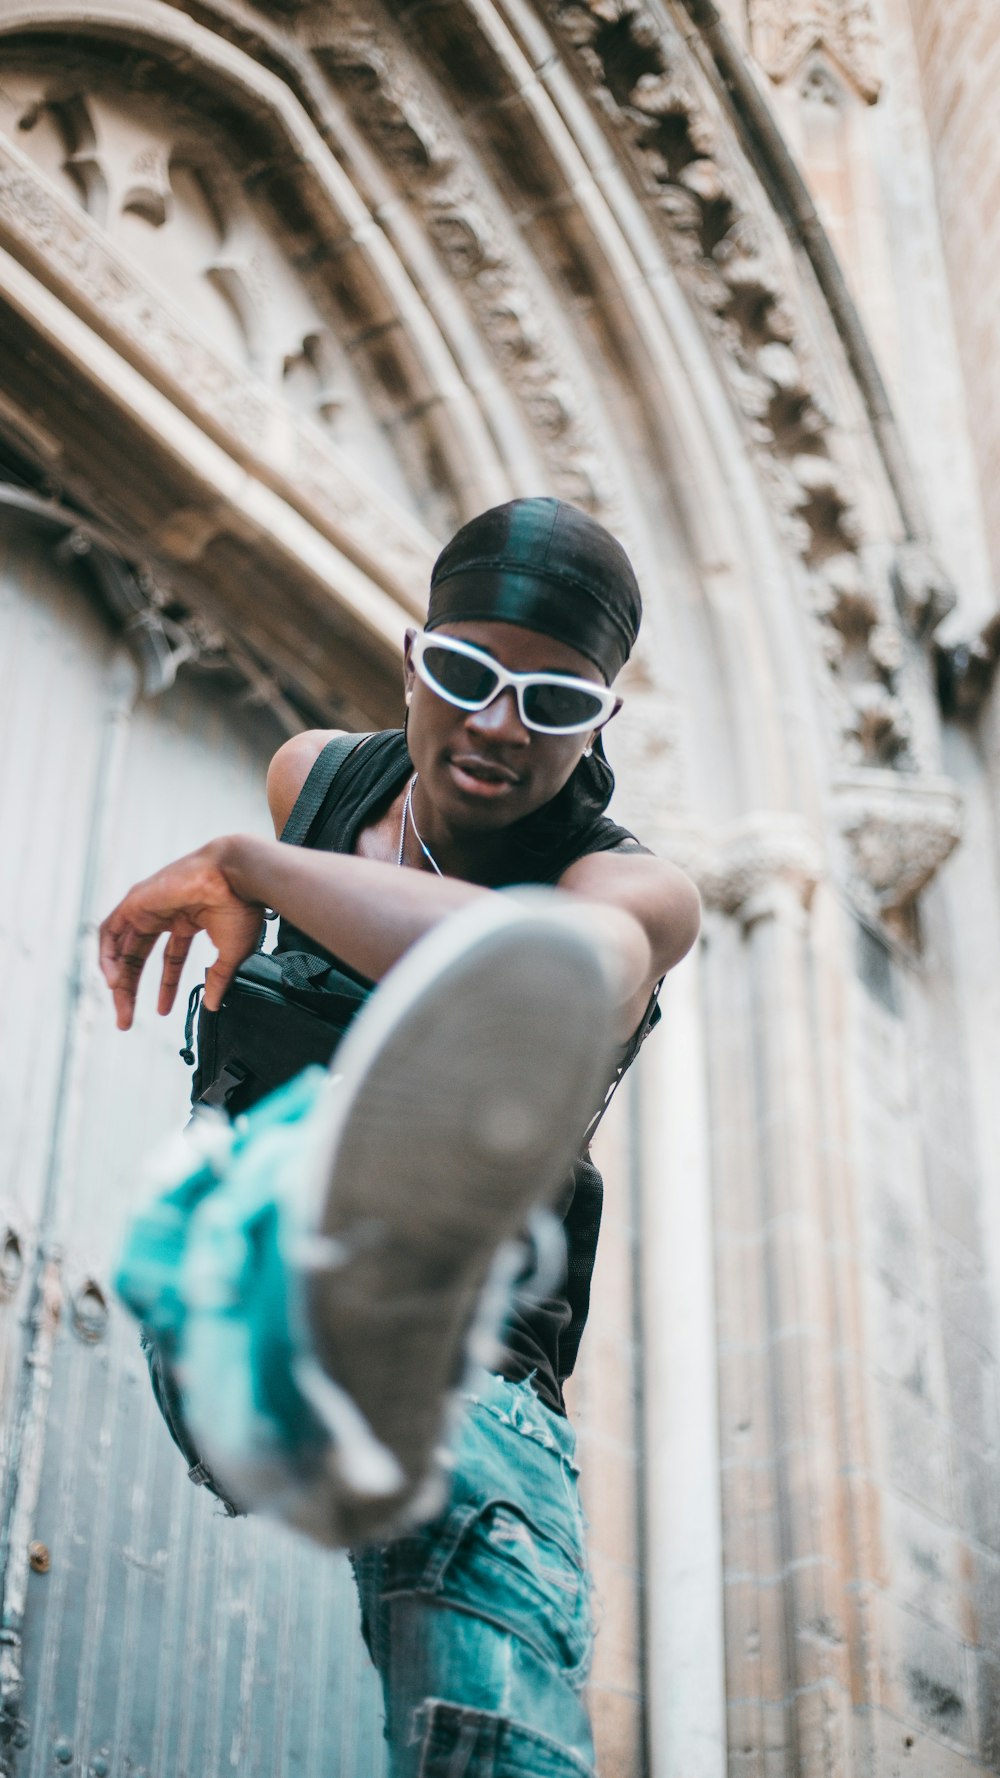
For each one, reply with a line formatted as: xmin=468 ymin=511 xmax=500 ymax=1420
xmin=126 ymin=894 xmax=619 ymax=1546
xmin=288 ymin=892 xmax=618 ymax=1542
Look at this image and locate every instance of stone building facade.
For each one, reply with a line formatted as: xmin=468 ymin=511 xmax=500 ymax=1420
xmin=0 ymin=2 xmax=997 ymax=1775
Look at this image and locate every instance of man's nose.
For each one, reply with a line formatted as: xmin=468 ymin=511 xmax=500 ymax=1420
xmin=464 ymin=688 xmax=529 ymax=745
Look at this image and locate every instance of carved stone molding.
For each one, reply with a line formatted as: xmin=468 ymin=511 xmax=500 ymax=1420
xmin=308 ymin=3 xmax=624 ymax=524
xmin=662 ymin=812 xmax=825 ymax=926
xmin=662 ymin=780 xmax=960 ymax=930
xmin=0 ymin=129 xmax=435 ymax=609
xmin=709 ymin=813 xmax=824 ymax=924
xmin=835 ymin=768 xmax=963 ymax=915
xmin=548 ymin=0 xmax=914 ymax=769
xmin=747 ymin=0 xmax=882 ymax=104
xmin=891 ymin=540 xmax=958 ymax=639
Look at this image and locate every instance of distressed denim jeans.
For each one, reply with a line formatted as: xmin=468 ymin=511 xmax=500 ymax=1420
xmin=351 ymin=1372 xmax=595 ymax=1778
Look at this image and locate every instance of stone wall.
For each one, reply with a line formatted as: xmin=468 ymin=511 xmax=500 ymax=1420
xmin=906 ymin=0 xmax=1000 ymax=598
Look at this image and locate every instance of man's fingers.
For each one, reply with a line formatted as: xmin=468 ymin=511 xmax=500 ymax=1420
xmin=117 ymin=924 xmax=159 ymax=982
xmin=202 ymin=953 xmax=239 ymax=1014
xmin=112 ymin=982 xmax=138 ymax=1032
xmin=98 ymin=910 xmax=131 ymax=987
xmin=97 ymin=849 xmax=262 ymax=1031
xmin=98 ymin=918 xmax=153 ymax=1029
xmin=158 ymin=925 xmax=196 ymax=1016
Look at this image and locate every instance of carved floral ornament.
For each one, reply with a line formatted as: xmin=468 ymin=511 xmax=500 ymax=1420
xmin=835 ymin=770 xmax=963 ymax=917
xmin=747 ymin=0 xmax=883 ymax=104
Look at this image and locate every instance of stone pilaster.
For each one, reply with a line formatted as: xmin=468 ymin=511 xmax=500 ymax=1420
xmin=638 ymin=942 xmax=726 ymax=1778
xmin=699 ymin=818 xmax=862 ymax=1774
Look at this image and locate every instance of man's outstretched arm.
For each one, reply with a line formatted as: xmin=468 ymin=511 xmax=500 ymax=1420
xmin=99 ymin=826 xmax=698 ymax=1043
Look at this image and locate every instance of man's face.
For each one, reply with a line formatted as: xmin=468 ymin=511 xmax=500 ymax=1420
xmin=403 ymin=619 xmax=615 ymax=832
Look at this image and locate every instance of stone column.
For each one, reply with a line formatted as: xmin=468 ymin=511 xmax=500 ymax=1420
xmin=701 ymin=818 xmax=861 ymax=1776
xmin=638 ymin=941 xmax=726 ymax=1778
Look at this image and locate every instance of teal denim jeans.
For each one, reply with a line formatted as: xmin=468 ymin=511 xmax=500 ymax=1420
xmin=351 ymin=1371 xmax=595 ymax=1777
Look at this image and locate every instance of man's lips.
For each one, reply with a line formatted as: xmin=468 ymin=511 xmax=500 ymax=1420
xmin=446 ymin=753 xmax=521 ymax=791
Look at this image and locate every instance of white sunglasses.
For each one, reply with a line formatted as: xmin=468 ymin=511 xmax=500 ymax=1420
xmin=410 ymin=632 xmax=620 ymax=735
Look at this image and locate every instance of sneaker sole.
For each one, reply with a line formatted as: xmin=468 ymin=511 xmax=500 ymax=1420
xmin=292 ymin=892 xmax=617 ymax=1542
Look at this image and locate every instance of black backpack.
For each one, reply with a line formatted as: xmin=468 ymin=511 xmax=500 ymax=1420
xmin=184 ymin=733 xmax=372 ymax=1117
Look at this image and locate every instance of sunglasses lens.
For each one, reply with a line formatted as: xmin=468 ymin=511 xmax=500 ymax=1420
xmin=422 ymin=644 xmax=499 ymax=706
xmin=522 ymin=681 xmax=606 ymax=731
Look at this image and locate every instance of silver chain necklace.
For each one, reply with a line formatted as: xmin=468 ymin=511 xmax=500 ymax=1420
xmin=397 ymin=773 xmax=443 ymax=876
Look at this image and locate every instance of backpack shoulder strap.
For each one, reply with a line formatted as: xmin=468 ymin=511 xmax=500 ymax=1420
xmin=279 ymin=732 xmax=372 ymax=848
xmin=583 ymin=976 xmax=663 ymax=1146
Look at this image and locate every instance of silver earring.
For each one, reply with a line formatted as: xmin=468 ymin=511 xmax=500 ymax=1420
xmin=583 ymin=744 xmax=593 ymax=758
xmin=405 ymin=691 xmax=412 ymax=704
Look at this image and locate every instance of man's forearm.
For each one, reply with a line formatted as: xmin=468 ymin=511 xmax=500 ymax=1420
xmin=217 ymin=836 xmax=653 ymax=1037
xmin=216 ymin=835 xmax=485 ymax=983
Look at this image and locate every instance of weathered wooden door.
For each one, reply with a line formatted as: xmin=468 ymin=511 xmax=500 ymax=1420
xmin=0 ymin=511 xmax=387 ymax=1777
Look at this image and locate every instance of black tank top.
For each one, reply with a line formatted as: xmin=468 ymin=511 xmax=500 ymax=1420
xmin=276 ymin=729 xmax=658 ymax=1414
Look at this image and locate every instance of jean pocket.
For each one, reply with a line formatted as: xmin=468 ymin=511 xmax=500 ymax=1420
xmin=419 ymin=1499 xmax=593 ymax=1679
xmin=413 ymin=1701 xmax=596 ymax=1778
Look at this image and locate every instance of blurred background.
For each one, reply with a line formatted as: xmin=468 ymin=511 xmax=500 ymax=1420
xmin=0 ymin=2 xmax=998 ymax=1773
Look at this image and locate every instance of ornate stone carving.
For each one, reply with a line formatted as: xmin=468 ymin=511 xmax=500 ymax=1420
xmin=660 ymin=811 xmax=825 ymax=925
xmin=706 ymin=813 xmax=824 ymax=923
xmin=835 ymin=769 xmax=963 ymax=914
xmin=548 ymin=0 xmax=912 ymax=770
xmin=1 ymin=64 xmax=411 ymax=458
xmin=0 ymin=144 xmax=267 ymax=435
xmin=309 ymin=4 xmax=623 ymax=523
xmin=282 ymin=330 xmax=346 ymax=427
xmin=891 ymin=541 xmax=957 ymax=638
xmin=49 ymin=93 xmax=109 ymax=225
xmin=121 ymin=141 xmax=172 ymax=226
xmin=0 ymin=130 xmax=435 ymax=608
xmin=748 ymin=0 xmax=883 ymax=105
xmin=12 ymin=82 xmax=290 ymax=381
xmin=663 ymin=784 xmax=958 ymax=930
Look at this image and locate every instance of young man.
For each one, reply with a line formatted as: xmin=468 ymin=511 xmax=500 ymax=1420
xmin=100 ymin=498 xmax=700 ymax=1778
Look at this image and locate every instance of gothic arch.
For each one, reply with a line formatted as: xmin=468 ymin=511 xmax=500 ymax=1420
xmin=0 ymin=0 xmax=900 ymax=830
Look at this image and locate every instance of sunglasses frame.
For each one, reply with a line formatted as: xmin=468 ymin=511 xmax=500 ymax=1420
xmin=409 ymin=631 xmax=620 ymax=736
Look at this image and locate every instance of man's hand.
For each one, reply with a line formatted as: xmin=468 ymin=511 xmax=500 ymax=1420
xmin=98 ymin=842 xmax=266 ymax=1031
